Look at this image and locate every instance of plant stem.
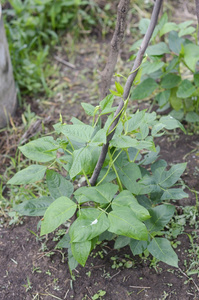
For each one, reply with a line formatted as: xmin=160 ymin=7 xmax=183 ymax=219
xmin=90 ymin=0 xmax=163 ymax=186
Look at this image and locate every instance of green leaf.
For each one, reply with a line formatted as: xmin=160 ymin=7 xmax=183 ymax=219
xmin=116 ymin=162 xmax=141 ymax=195
xmin=145 ymin=204 xmax=175 ymax=232
xmin=179 ymin=26 xmax=195 ymax=37
xmin=68 ymin=246 xmax=79 ymax=271
xmin=161 ymin=74 xmax=181 ymax=89
xmin=114 ymin=236 xmax=131 ymax=249
xmin=139 ymin=18 xmax=150 ymax=34
xmin=147 ymin=238 xmax=178 ymax=267
xmin=108 ymin=207 xmax=148 ymax=241
xmin=69 ymin=147 xmax=92 ymax=179
xmin=81 ymin=103 xmax=96 ymax=116
xmin=159 ymin=22 xmax=178 ymax=36
xmin=14 ymin=196 xmax=54 ymax=216
xmin=8 ymin=165 xmax=47 ymax=185
xmin=112 ymin=190 xmax=150 ymax=221
xmin=147 ymin=42 xmax=170 ymax=56
xmin=178 ymin=20 xmax=193 ymax=29
xmin=185 ymin=112 xmax=199 ymax=123
xmin=60 ymin=124 xmax=94 ymax=143
xmin=177 ymin=80 xmax=196 ymax=98
xmin=46 ymin=170 xmax=73 ymax=199
xmin=109 ymin=89 xmax=121 ymax=97
xmin=184 ymin=44 xmax=199 ymax=72
xmin=194 ymin=73 xmax=199 ymax=86
xmin=169 ymin=31 xmax=184 ymax=54
xmin=71 ymin=240 xmax=91 ymax=267
xmin=159 ymin=115 xmax=185 ymax=133
xmin=40 ymin=196 xmax=77 ymax=235
xmin=90 ymin=129 xmax=106 ymax=146
xmin=56 ymin=233 xmax=70 ymax=249
xmin=142 ymin=61 xmax=165 ymax=75
xmin=115 ymin=81 xmax=124 ymax=95
xmin=69 ymin=208 xmax=109 ymax=242
xmin=129 ymin=239 xmax=148 ymax=255
xmin=74 ymin=183 xmax=118 ymax=204
xmin=161 ymin=188 xmax=188 ymax=200
xmin=158 ymin=163 xmax=187 ymax=188
xmin=100 ymin=94 xmax=114 ymax=111
xmin=132 ymin=78 xmax=158 ymax=100
xmin=169 ymin=88 xmax=183 ymax=111
xmin=19 ymin=137 xmax=58 ymax=162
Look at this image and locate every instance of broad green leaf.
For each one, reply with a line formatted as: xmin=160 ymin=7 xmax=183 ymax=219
xmin=74 ymin=183 xmax=118 ymax=204
xmin=130 ymin=39 xmax=142 ymax=51
xmin=179 ymin=26 xmax=195 ymax=37
xmin=69 ymin=147 xmax=92 ymax=179
xmin=124 ymin=110 xmax=145 ymax=132
xmin=129 ymin=239 xmax=148 ymax=255
xmin=100 ymin=94 xmax=114 ymax=111
xmin=40 ymin=196 xmax=77 ymax=235
xmin=68 ymin=246 xmax=79 ymax=271
xmin=185 ymin=112 xmax=199 ymax=123
xmin=8 ymin=165 xmax=47 ymax=185
xmin=139 ymin=18 xmax=150 ymax=34
xmin=56 ymin=233 xmax=70 ymax=249
xmin=170 ymin=109 xmax=184 ymax=121
xmin=117 ymin=162 xmax=141 ymax=195
xmin=161 ymin=188 xmax=188 ymax=200
xmin=46 ymin=170 xmax=73 ymax=199
xmin=159 ymin=22 xmax=178 ymax=36
xmin=142 ymin=61 xmax=165 ymax=75
xmin=110 ymin=136 xmax=138 ymax=148
xmin=178 ymin=20 xmax=193 ymax=29
xmin=151 ymin=123 xmax=165 ymax=137
xmin=145 ymin=204 xmax=175 ymax=232
xmin=131 ymin=78 xmax=158 ymax=100
xmin=184 ymin=44 xmax=199 ymax=72
xmin=71 ymin=240 xmax=91 ymax=267
xmin=147 ymin=238 xmax=178 ymax=267
xmin=60 ymin=124 xmax=94 ymax=143
xmin=69 ymin=208 xmax=109 ymax=242
xmin=108 ymin=207 xmax=148 ymax=241
xmin=112 ymin=190 xmax=150 ymax=221
xmin=169 ymin=88 xmax=183 ymax=111
xmin=161 ymin=74 xmax=181 ymax=89
xmin=90 ymin=129 xmax=106 ymax=146
xmin=147 ymin=42 xmax=170 ymax=56
xmin=158 ymin=163 xmax=187 ymax=188
xmin=177 ymin=80 xmax=196 ymax=98
xmin=114 ymin=236 xmax=131 ymax=249
xmin=159 ymin=115 xmax=185 ymax=133
xmin=111 ymin=136 xmax=154 ymax=151
xmin=19 ymin=137 xmax=58 ymax=162
xmin=169 ymin=31 xmax=184 ymax=54
xmin=81 ymin=103 xmax=96 ymax=116
xmin=14 ymin=196 xmax=54 ymax=216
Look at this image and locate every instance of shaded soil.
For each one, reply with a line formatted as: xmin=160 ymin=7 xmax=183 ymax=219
xmin=1 ymin=2 xmax=199 ymax=299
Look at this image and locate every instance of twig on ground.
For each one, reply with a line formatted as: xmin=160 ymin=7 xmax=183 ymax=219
xmin=89 ymin=0 xmax=164 ymax=186
xmin=54 ymin=56 xmax=76 ymax=69
xmin=99 ymin=0 xmax=130 ymax=101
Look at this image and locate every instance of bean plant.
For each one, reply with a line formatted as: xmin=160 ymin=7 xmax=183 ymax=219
xmin=130 ymin=13 xmax=199 ymax=124
xmin=8 ymin=85 xmax=188 ymax=272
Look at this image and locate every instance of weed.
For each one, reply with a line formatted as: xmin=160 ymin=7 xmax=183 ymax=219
xmin=23 ymin=277 xmax=32 ymax=292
